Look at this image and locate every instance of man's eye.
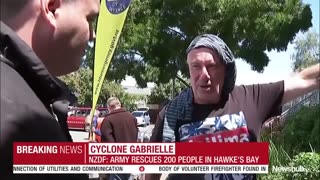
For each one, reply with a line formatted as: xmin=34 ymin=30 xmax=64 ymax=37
xmin=207 ymin=64 xmax=217 ymax=70
xmin=192 ymin=65 xmax=200 ymax=69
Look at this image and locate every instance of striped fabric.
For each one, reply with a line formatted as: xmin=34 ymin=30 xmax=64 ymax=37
xmin=186 ymin=34 xmax=235 ymax=64
xmin=162 ymin=88 xmax=193 ymax=142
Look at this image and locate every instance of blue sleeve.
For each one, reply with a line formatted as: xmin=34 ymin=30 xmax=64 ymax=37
xmin=93 ymin=116 xmax=101 ymax=136
xmin=95 ymin=129 xmax=102 ymax=136
xmin=93 ymin=116 xmax=98 ymax=128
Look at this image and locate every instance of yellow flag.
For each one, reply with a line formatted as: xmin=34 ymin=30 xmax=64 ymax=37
xmin=89 ymin=0 xmax=132 ymax=141
xmin=91 ymin=0 xmax=132 ymax=114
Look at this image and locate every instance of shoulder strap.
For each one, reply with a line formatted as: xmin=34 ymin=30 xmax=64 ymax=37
xmin=162 ymin=88 xmax=193 ymax=142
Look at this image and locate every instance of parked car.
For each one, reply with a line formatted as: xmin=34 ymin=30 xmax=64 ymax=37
xmin=137 ymin=128 xmax=153 ymax=142
xmin=67 ymin=107 xmax=108 ymax=131
xmin=137 ymin=107 xmax=149 ymax=111
xmin=132 ymin=110 xmax=151 ymax=127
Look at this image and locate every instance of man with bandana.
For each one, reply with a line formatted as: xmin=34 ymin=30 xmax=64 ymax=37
xmin=145 ymin=34 xmax=320 ymax=180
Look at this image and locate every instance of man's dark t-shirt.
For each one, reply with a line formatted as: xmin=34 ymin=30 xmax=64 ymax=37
xmin=150 ymin=81 xmax=284 ymax=180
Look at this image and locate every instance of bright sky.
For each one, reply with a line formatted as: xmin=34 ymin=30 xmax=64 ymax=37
xmin=122 ymin=0 xmax=319 ymax=87
xmin=235 ymin=0 xmax=319 ymax=85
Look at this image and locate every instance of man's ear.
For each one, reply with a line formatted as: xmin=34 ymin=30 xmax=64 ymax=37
xmin=39 ymin=0 xmax=62 ymax=27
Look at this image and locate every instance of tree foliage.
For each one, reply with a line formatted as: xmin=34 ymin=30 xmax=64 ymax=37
xmin=291 ymin=30 xmax=320 ymax=71
xmin=260 ymin=106 xmax=320 ymax=180
xmin=59 ymin=69 xmax=138 ymax=111
xmin=261 ymin=105 xmax=320 ymax=158
xmin=260 ymin=152 xmax=320 ymax=180
xmin=84 ymin=0 xmax=312 ymax=87
xmin=280 ymin=105 xmax=320 ymax=156
xmin=148 ymin=78 xmax=189 ymax=104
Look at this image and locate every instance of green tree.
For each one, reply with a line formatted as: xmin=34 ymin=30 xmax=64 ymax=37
xmin=291 ymin=30 xmax=320 ymax=71
xmin=59 ymin=69 xmax=138 ymax=110
xmin=289 ymin=30 xmax=319 ymax=107
xmin=280 ymin=105 xmax=320 ymax=156
xmin=59 ymin=68 xmax=92 ymax=105
xmin=148 ymin=77 xmax=189 ymax=104
xmin=86 ymin=0 xmax=312 ymax=87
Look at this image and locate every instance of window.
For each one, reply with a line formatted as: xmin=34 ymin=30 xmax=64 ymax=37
xmin=132 ymin=111 xmax=143 ymax=117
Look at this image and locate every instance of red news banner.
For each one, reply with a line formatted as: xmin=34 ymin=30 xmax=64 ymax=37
xmin=13 ymin=143 xmax=269 ymax=174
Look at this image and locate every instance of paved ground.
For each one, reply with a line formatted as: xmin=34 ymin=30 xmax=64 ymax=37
xmin=69 ymin=125 xmax=168 ymax=180
xmin=69 ymin=130 xmax=90 ymax=142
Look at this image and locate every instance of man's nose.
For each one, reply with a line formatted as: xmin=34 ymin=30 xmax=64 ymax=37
xmin=199 ymin=67 xmax=210 ymax=80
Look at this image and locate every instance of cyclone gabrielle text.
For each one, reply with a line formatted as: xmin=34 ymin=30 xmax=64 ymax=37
xmin=89 ymin=143 xmax=175 ymax=155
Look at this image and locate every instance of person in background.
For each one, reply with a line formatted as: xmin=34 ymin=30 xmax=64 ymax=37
xmin=100 ymin=97 xmax=138 ymax=180
xmin=92 ymin=109 xmax=101 ymax=142
xmin=0 ymin=0 xmax=100 ymax=179
xmin=146 ymin=34 xmax=320 ymax=180
xmin=101 ymin=97 xmax=138 ymax=143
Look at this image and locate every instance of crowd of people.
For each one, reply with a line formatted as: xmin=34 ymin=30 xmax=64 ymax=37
xmin=1 ymin=0 xmax=319 ymax=180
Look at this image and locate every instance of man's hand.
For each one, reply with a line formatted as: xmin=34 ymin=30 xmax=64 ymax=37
xmin=282 ymin=63 xmax=320 ymax=105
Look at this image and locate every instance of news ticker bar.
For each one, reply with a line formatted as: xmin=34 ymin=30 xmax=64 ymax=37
xmin=13 ymin=165 xmax=269 ymax=174
xmin=13 ymin=142 xmax=269 ymax=165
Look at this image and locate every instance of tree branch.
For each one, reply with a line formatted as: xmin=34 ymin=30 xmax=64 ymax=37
xmin=168 ymin=27 xmax=186 ymax=39
xmin=175 ymin=75 xmax=189 ymax=88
